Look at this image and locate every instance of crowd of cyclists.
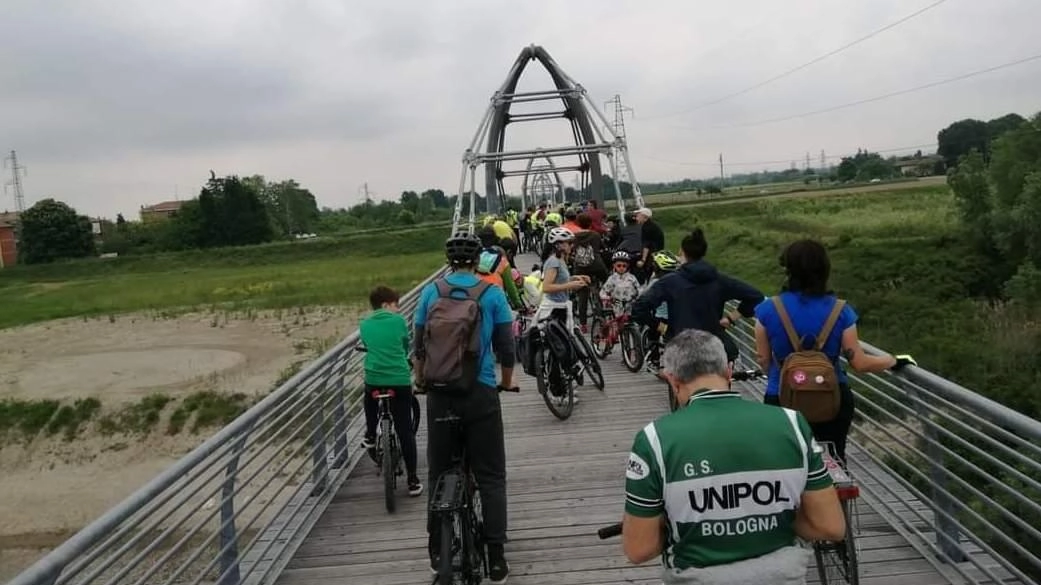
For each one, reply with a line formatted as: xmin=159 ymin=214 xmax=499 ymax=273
xmin=355 ymin=200 xmax=917 ymax=585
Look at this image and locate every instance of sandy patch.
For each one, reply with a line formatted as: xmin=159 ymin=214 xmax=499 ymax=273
xmin=0 ymin=306 xmax=360 ymax=580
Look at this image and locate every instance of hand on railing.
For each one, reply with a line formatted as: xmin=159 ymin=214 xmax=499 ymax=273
xmin=892 ymin=354 xmax=917 ymax=370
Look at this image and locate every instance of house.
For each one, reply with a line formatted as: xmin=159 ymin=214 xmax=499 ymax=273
xmin=894 ymin=155 xmax=943 ymax=177
xmin=0 ymin=211 xmax=19 ymax=268
xmin=139 ymin=200 xmax=185 ymax=222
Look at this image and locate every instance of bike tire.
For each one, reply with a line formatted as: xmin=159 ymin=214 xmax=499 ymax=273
xmin=437 ymin=513 xmax=455 ymax=583
xmin=589 ymin=315 xmax=609 ymax=359
xmin=410 ymin=395 xmax=421 ymax=436
xmin=381 ymin=418 xmax=396 ymax=513
xmin=620 ymin=324 xmax=643 ymax=373
xmin=813 ymin=497 xmax=859 ymax=585
xmin=535 ymin=347 xmax=574 ymax=420
xmin=466 ymin=482 xmax=486 ymax=582
xmin=573 ymin=328 xmax=605 ymax=391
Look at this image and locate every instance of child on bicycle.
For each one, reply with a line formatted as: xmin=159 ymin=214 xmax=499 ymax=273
xmin=641 ymin=251 xmax=680 ymax=371
xmin=358 ymin=285 xmax=423 ymax=497
xmin=599 ymin=250 xmax=640 ymax=314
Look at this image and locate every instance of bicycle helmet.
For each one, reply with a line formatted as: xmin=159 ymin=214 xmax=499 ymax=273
xmin=652 ymin=250 xmax=680 ymax=272
xmin=548 ymin=226 xmax=575 ymax=244
xmin=445 ymin=231 xmax=482 ymax=266
xmin=611 ymin=250 xmax=631 ymax=263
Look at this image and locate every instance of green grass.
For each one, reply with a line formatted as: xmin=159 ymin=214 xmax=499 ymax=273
xmin=98 ymin=394 xmax=173 ymax=436
xmin=0 ymin=248 xmax=442 ymax=329
xmin=167 ymin=391 xmax=253 ymax=435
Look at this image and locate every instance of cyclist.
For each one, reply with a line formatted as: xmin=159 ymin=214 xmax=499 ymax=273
xmin=633 ymin=229 xmax=764 ymax=369
xmin=534 ymin=226 xmax=590 ymax=405
xmin=413 ymin=231 xmax=516 ymax=584
xmin=633 ymin=207 xmax=665 ymax=283
xmin=358 ymin=286 xmax=422 ymax=497
xmin=754 ymin=239 xmax=916 ymax=463
xmin=476 ymin=226 xmax=523 ymax=310
xmin=622 ymin=329 xmax=847 ymax=585
xmin=599 ymin=250 xmax=641 ymax=310
xmin=635 ymin=250 xmax=681 ymax=371
xmin=489 ymin=215 xmax=518 ymax=267
xmin=572 ymin=213 xmax=608 ymax=334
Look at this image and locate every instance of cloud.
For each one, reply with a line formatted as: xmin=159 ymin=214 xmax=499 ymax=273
xmin=1 ymin=0 xmax=1040 ymax=218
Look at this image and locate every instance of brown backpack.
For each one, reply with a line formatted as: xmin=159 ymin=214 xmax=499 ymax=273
xmin=772 ymin=296 xmax=846 ymax=423
xmin=421 ymin=279 xmax=492 ymax=392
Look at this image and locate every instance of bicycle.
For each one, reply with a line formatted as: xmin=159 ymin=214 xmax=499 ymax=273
xmin=429 ymin=385 xmax=519 ymax=585
xmin=530 ymin=306 xmax=604 ymax=420
xmin=813 ymin=441 xmax=860 ymax=585
xmin=595 ymin=439 xmax=860 ymax=585
xmin=589 ymin=299 xmax=643 ymax=373
xmin=355 ymin=345 xmax=421 ymax=514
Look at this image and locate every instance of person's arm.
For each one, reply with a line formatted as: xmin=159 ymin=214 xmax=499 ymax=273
xmin=630 ymin=278 xmax=667 ymax=328
xmin=792 ymin=413 xmax=847 ymax=541
xmin=411 ymin=285 xmax=434 ymax=385
xmin=498 ymin=263 xmax=522 ymax=308
xmin=541 ymin=262 xmax=584 ymax=294
xmin=841 ymin=325 xmax=897 ymax=372
xmin=488 ymin=287 xmax=515 ymax=388
xmin=720 ymin=274 xmax=766 ymax=323
xmin=622 ymin=427 xmax=667 ymax=564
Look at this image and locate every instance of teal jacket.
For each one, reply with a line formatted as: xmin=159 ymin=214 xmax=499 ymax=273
xmin=359 ymin=309 xmax=412 ymax=387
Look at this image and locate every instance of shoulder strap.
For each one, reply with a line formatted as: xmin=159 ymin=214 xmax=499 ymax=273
xmin=771 ymin=296 xmax=802 ymax=352
xmin=434 ymin=279 xmax=452 ymax=298
xmin=814 ymin=299 xmax=847 ymax=351
xmin=467 ymin=280 xmax=493 ymax=301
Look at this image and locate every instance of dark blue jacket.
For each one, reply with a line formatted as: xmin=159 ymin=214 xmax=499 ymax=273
xmin=631 ymin=260 xmax=765 ymax=360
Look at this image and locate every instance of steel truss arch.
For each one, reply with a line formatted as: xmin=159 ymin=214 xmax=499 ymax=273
xmin=452 ymin=44 xmax=645 ymax=232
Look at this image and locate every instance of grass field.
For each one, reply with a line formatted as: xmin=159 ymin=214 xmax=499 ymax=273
xmin=0 ymin=230 xmax=445 ymax=329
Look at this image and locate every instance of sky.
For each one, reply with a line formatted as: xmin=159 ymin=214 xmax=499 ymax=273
xmin=1 ymin=0 xmax=1040 ymax=219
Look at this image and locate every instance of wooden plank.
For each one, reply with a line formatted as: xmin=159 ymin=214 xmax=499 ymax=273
xmin=273 ymin=252 xmax=982 ymax=585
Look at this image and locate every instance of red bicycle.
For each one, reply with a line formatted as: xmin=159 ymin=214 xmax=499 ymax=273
xmin=589 ymin=299 xmax=643 ymax=373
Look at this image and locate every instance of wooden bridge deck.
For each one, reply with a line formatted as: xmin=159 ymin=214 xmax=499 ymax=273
xmin=274 ymin=356 xmax=967 ymax=585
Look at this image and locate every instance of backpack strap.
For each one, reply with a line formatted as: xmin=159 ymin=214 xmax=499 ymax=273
xmin=771 ymin=296 xmax=802 ymax=352
xmin=813 ymin=299 xmax=847 ymax=352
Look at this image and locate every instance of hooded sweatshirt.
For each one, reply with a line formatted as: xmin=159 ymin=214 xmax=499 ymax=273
xmin=631 ymin=259 xmax=765 ymax=360
xmin=572 ymin=229 xmax=607 ymax=279
xmin=359 ymin=309 xmax=412 ymax=387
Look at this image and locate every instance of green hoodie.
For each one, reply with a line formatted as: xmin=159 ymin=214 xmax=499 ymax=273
xmin=359 ymin=308 xmax=412 ymax=387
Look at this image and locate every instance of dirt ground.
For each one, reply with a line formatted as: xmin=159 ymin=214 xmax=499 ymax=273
xmin=0 ymin=307 xmax=359 ymax=581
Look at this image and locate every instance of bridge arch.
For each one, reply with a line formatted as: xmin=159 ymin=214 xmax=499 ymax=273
xmin=453 ymin=44 xmax=645 ymax=231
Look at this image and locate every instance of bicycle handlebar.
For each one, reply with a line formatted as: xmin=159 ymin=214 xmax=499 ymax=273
xmin=731 ymin=369 xmax=765 ymax=382
xmin=598 ymin=523 xmax=622 ymax=539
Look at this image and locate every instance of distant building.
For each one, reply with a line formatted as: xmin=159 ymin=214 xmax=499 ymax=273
xmin=894 ymin=155 xmax=943 ymax=177
xmin=139 ymin=200 xmax=185 ymax=222
xmin=0 ymin=212 xmax=19 ymax=268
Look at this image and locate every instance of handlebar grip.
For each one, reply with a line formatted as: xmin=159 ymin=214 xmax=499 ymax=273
xmin=598 ymin=523 xmax=622 ymax=539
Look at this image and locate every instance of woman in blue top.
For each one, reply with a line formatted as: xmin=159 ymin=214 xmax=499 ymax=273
xmin=754 ymin=239 xmax=913 ymax=462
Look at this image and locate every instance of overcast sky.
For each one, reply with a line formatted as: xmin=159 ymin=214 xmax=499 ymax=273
xmin=2 ymin=0 xmax=1039 ymax=219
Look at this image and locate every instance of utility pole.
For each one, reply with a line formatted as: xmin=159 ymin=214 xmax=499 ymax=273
xmin=605 ymin=94 xmax=640 ymax=209
xmin=4 ymin=150 xmax=27 ymax=213
xmin=719 ymin=153 xmax=725 ymax=188
xmin=805 ymin=152 xmax=811 ymax=171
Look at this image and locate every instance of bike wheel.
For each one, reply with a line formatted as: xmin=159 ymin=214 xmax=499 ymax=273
xmin=466 ymin=479 xmax=486 ymax=582
xmin=380 ymin=418 xmax=396 ymax=513
xmin=573 ymin=328 xmax=605 ymax=391
xmin=813 ymin=498 xmax=859 ymax=585
xmin=620 ymin=324 xmax=644 ymax=373
xmin=437 ymin=513 xmax=455 ymax=583
xmin=535 ymin=347 xmax=574 ymax=420
xmin=410 ymin=395 xmax=421 ymax=436
xmin=589 ymin=315 xmax=610 ymax=359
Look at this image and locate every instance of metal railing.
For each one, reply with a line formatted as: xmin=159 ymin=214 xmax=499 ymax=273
xmin=8 ymin=267 xmax=447 ymax=585
xmin=727 ymin=318 xmax=1041 ymax=585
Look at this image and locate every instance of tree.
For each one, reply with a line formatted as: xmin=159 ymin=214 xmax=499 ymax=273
xmin=938 ymin=118 xmax=990 ymax=168
xmin=115 ymin=213 xmax=127 ymax=231
xmin=189 ymin=174 xmax=274 ymax=248
xmin=986 ymin=113 xmax=1027 ymax=139
xmin=18 ymin=198 xmax=96 ymax=264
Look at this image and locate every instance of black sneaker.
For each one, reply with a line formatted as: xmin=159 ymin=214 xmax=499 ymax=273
xmin=487 ymin=544 xmax=510 ymax=584
xmin=408 ymin=476 xmax=424 ymax=497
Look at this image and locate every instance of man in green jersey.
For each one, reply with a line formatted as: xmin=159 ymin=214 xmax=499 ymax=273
xmin=622 ymin=329 xmax=846 ymax=584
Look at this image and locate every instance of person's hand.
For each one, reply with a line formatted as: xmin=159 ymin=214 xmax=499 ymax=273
xmin=657 ymin=322 xmax=668 ymax=335
xmin=719 ymin=316 xmax=732 ymax=329
xmin=578 ymin=275 xmax=591 ymax=283
xmin=636 ymin=260 xmax=644 ymax=268
xmin=892 ymin=354 xmax=917 ymax=370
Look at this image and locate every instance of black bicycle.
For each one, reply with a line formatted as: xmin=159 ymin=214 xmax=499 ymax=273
xmin=430 ymin=385 xmax=519 ymax=585
xmin=531 ymin=310 xmax=604 ymax=420
xmin=355 ymin=345 xmax=421 ymax=513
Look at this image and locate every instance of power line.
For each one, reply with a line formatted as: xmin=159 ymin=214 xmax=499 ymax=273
xmin=645 ymin=0 xmax=951 ymax=119
xmin=702 ymin=52 xmax=1041 ymax=130
xmin=4 ymin=150 xmax=27 ymax=213
xmin=638 ymin=141 xmax=939 ymax=168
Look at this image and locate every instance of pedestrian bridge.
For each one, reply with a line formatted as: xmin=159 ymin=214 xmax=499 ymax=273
xmin=8 ymin=257 xmax=1041 ymax=585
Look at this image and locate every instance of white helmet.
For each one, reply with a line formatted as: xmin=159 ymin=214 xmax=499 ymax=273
xmin=548 ymin=226 xmax=575 ymax=244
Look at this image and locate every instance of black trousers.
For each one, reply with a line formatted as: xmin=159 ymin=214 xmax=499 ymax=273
xmin=763 ymin=384 xmax=855 ymax=463
xmin=426 ymin=385 xmax=507 ymax=551
xmin=364 ymin=385 xmax=419 ymax=477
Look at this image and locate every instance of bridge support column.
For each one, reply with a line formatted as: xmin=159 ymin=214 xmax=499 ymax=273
xmin=218 ymin=424 xmax=252 ymax=585
xmin=309 ymin=382 xmax=330 ymax=497
xmin=912 ymin=388 xmax=967 ymax=562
